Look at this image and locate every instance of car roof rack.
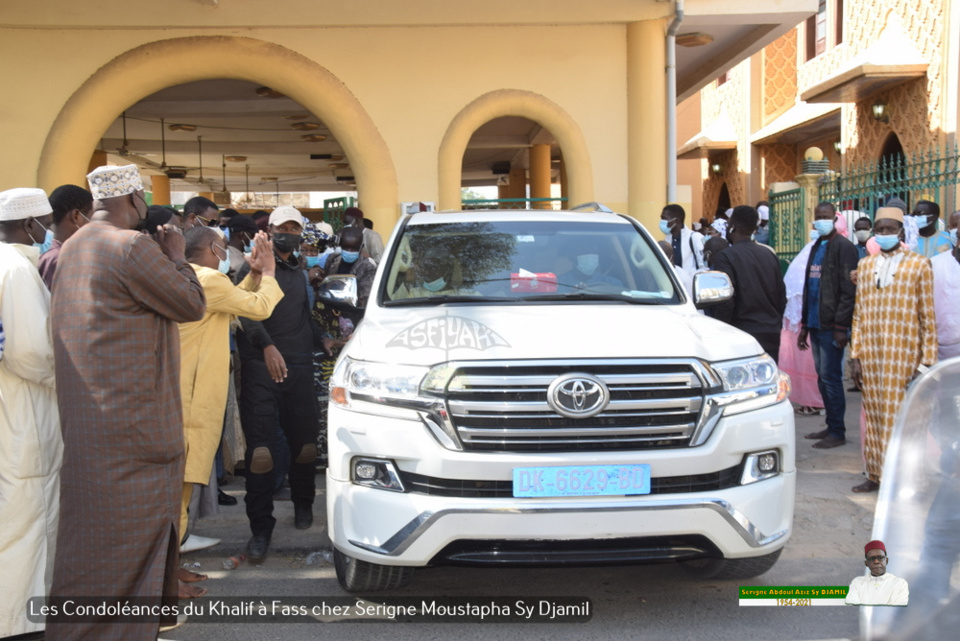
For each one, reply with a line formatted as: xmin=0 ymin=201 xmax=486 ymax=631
xmin=568 ymin=202 xmax=614 ymax=213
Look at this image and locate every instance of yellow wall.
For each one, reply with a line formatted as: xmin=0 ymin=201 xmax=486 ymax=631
xmin=0 ymin=25 xmax=629 ymax=229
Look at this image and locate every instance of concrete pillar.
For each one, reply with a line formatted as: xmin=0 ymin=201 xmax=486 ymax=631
xmin=150 ymin=174 xmax=171 ymax=205
xmin=506 ymin=166 xmax=526 ymax=205
xmin=794 ymin=174 xmax=821 ymax=230
xmin=627 ymin=20 xmax=668 ymax=229
xmin=87 ymin=150 xmax=108 ymax=173
xmin=529 ymin=143 xmax=552 ymax=209
xmin=559 ymin=156 xmax=568 ymax=208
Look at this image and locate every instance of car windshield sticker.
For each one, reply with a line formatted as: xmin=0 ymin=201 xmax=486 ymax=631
xmin=387 ymin=316 xmax=510 ymax=350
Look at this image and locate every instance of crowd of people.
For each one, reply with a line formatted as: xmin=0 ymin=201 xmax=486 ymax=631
xmin=0 ymin=165 xmax=381 ymax=640
xmin=660 ymin=197 xmax=955 ymax=496
xmin=1 ymin=165 xmax=958 ymax=639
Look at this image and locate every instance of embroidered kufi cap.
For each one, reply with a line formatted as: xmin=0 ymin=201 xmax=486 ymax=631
xmin=875 ymin=207 xmax=904 ymax=223
xmin=0 ymin=187 xmax=52 ymax=221
xmin=86 ymin=164 xmax=144 ymax=200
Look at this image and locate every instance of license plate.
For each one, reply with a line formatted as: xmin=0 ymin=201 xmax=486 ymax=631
xmin=512 ymin=464 xmax=651 ymax=498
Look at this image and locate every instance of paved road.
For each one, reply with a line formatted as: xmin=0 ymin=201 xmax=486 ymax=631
xmin=172 ymin=394 xmax=874 ymax=641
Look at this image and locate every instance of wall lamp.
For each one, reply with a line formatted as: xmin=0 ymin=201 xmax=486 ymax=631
xmin=872 ymin=101 xmax=889 ymax=123
xmin=833 ymin=140 xmax=842 ymax=154
xmin=710 ymin=162 xmax=723 ymax=175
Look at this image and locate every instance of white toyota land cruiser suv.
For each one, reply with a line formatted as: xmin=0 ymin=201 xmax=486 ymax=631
xmin=326 ymin=208 xmax=794 ymax=591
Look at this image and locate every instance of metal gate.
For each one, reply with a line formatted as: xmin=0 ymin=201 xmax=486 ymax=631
xmin=820 ymin=145 xmax=960 ymax=223
xmin=768 ymin=187 xmax=806 ymax=273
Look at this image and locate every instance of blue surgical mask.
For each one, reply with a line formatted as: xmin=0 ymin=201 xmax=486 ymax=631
xmin=577 ymin=253 xmax=599 ymax=276
xmin=293 ymin=250 xmax=301 ymax=259
xmin=809 ymin=229 xmax=819 ymax=242
xmin=813 ymin=219 xmax=835 ymax=237
xmin=33 ymin=220 xmax=53 ymax=254
xmin=422 ymin=277 xmax=446 ymax=292
xmin=914 ymin=214 xmax=933 ymax=229
xmin=950 ymin=229 xmax=958 ymax=246
xmin=305 ymin=255 xmax=321 ymax=269
xmin=243 ymin=241 xmax=252 ymax=254
xmin=218 ymin=256 xmax=231 ymax=274
xmin=659 ymin=220 xmax=672 ymax=235
xmin=220 ymin=226 xmax=232 ymax=241
xmin=875 ymin=234 xmax=901 ymax=251
xmin=341 ymin=249 xmax=360 ymax=264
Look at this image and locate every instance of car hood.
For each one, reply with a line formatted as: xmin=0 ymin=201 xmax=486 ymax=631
xmin=347 ymin=303 xmax=762 ymax=366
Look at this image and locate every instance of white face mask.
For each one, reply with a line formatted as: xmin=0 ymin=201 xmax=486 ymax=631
xmin=577 ymin=254 xmax=600 ymax=276
xmin=854 ymin=230 xmax=872 ymax=244
xmin=950 ymin=229 xmax=958 ymax=246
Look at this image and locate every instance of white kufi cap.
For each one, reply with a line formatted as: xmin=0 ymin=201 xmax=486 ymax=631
xmin=0 ymin=187 xmax=52 ymax=222
xmin=86 ymin=164 xmax=144 ymax=200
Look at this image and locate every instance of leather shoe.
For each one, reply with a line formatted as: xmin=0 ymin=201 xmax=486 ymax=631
xmin=180 ymin=534 xmax=221 ymax=553
xmin=218 ymin=488 xmax=238 ymax=506
xmin=294 ymin=504 xmax=313 ymax=530
xmin=247 ymin=534 xmax=271 ymax=561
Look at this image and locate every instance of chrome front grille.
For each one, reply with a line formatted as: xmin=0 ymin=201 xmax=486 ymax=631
xmin=443 ymin=360 xmax=709 ymax=452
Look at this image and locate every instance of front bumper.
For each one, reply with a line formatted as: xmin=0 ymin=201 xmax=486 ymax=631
xmin=327 ymin=399 xmax=795 ymax=567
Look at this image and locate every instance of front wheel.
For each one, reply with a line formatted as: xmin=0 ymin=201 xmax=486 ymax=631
xmin=333 ymin=548 xmax=415 ymax=592
xmin=681 ymin=548 xmax=782 ymax=580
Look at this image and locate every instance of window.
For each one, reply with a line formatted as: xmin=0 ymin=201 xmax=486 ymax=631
xmin=805 ymin=0 xmax=828 ymax=61
xmin=835 ymin=0 xmax=844 ymax=45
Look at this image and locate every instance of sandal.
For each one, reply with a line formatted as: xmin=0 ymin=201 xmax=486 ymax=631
xmin=795 ymin=406 xmax=821 ymax=416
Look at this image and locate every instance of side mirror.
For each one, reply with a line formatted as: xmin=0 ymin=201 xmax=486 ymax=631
xmin=693 ymin=271 xmax=733 ymax=309
xmin=316 ymin=274 xmax=359 ymax=309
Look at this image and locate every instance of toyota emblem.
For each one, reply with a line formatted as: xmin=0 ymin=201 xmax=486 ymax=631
xmin=547 ymin=373 xmax=610 ymax=418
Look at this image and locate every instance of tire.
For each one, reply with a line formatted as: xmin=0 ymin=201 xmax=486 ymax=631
xmin=681 ymin=548 xmax=782 ymax=580
xmin=333 ymin=548 xmax=415 ymax=592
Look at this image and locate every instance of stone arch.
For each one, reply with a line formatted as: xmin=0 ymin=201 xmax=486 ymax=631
xmin=438 ymin=89 xmax=593 ymax=210
xmin=38 ymin=35 xmax=397 ymax=224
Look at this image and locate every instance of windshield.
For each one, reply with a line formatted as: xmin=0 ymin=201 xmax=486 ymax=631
xmin=381 ymin=219 xmax=680 ymax=305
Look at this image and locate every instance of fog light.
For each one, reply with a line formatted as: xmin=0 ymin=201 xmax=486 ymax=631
xmin=355 ymin=462 xmax=378 ymax=480
xmin=351 ymin=457 xmax=405 ymax=492
xmin=741 ymin=450 xmax=780 ymax=485
xmin=757 ymin=453 xmax=777 ymax=473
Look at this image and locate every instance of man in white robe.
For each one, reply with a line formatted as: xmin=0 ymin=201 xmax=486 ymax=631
xmin=0 ymin=188 xmax=63 ymax=637
xmin=846 ymin=540 xmax=909 ymax=606
xmin=931 ymin=242 xmax=960 ymax=360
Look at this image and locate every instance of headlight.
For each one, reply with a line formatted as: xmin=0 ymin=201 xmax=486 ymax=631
xmin=331 ymin=358 xmax=430 ymax=408
xmin=711 ymin=355 xmax=790 ymax=415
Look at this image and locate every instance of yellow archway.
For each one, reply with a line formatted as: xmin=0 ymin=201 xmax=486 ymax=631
xmin=438 ymin=89 xmax=593 ymax=210
xmin=37 ymin=35 xmax=398 ymax=227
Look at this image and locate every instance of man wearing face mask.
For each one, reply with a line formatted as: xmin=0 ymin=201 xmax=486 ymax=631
xmin=853 ymin=216 xmax=873 ymax=259
xmin=912 ymin=200 xmax=951 ymax=258
xmin=49 ymin=164 xmax=206 ymax=640
xmin=797 ymin=202 xmax=859 ymax=449
xmin=235 ymin=206 xmax=326 ymax=561
xmin=322 ymin=226 xmax=378 ymax=307
xmin=226 ymin=214 xmax=260 ymax=282
xmin=37 ymin=184 xmax=93 ymax=290
xmin=849 ymin=207 xmax=938 ymax=493
xmin=177 ymin=227 xmax=283 ymax=564
xmin=660 ymin=204 xmax=705 ymax=285
xmin=0 ymin=188 xmax=62 ymax=640
xmin=559 ymin=239 xmax=624 ymax=292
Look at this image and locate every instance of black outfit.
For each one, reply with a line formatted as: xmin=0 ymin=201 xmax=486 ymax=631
xmin=712 ymin=239 xmax=787 ymax=363
xmin=237 ymin=252 xmax=324 ymax=538
xmin=799 ymin=233 xmax=859 ymax=332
